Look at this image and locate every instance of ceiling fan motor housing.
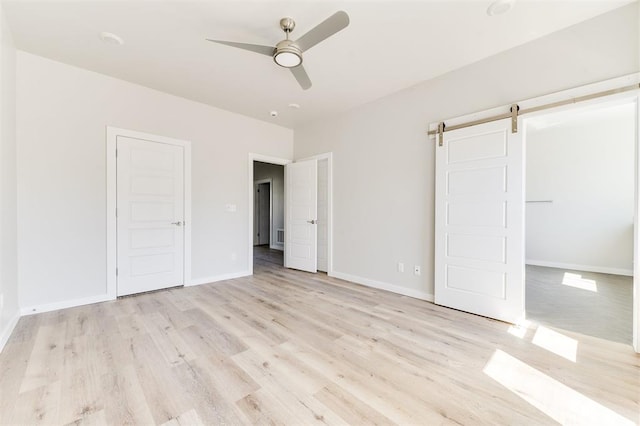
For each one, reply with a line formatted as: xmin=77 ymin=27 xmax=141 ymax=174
xmin=273 ymin=40 xmax=303 ymax=68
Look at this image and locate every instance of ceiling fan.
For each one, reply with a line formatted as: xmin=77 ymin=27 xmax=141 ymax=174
xmin=207 ymin=11 xmax=350 ymax=90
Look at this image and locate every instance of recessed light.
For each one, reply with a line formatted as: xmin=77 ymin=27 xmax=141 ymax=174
xmin=487 ymin=0 xmax=514 ymax=16
xmin=288 ymin=103 xmax=301 ymax=109
xmin=100 ymin=32 xmax=124 ymax=46
xmin=270 ymin=110 xmax=278 ymax=117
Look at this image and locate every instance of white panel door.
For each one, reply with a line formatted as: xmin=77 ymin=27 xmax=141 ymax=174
xmin=117 ymin=136 xmax=185 ymax=296
xmin=285 ymin=159 xmax=318 ymax=273
xmin=434 ymin=118 xmax=525 ymax=323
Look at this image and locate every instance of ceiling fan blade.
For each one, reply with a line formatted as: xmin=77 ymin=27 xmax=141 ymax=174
xmin=295 ymin=11 xmax=350 ymax=52
xmin=206 ymin=39 xmax=275 ymax=56
xmin=290 ymin=65 xmax=312 ymax=90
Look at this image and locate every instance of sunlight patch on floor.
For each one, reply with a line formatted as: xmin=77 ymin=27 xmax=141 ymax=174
xmin=484 ymin=349 xmax=633 ymax=425
xmin=532 ymin=325 xmax=577 ymax=362
xmin=562 ymin=272 xmax=598 ymax=292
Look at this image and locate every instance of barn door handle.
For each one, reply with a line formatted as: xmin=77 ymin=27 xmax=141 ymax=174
xmin=307 ymin=219 xmax=317 ymax=225
xmin=171 ymin=221 xmax=182 ymax=226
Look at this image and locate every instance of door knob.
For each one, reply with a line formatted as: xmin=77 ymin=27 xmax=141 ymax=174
xmin=307 ymin=219 xmax=317 ymax=225
xmin=171 ymin=221 xmax=182 ymax=226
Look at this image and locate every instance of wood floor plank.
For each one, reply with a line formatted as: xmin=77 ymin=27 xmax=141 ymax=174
xmin=170 ymin=356 xmax=250 ymax=425
xmin=159 ymin=408 xmax=205 ymax=426
xmin=101 ymin=363 xmax=156 ymax=425
xmin=235 ymin=389 xmax=299 ymax=426
xmin=10 ymin=380 xmax=61 ymax=425
xmin=127 ymin=333 xmax=192 ymax=424
xmin=19 ymin=324 xmax=66 ymax=394
xmin=314 ymin=383 xmax=395 ymax=426
xmin=57 ymin=335 xmax=108 ymax=425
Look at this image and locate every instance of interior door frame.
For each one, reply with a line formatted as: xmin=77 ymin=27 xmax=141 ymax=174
xmin=522 ymin=91 xmax=640 ymax=352
xmin=253 ymin=178 xmax=273 ymax=246
xmin=247 ymin=152 xmax=334 ymax=276
xmin=248 ymin=154 xmax=291 ymax=275
xmin=106 ymin=127 xmax=192 ymax=300
xmin=429 ymin=73 xmax=640 ymax=352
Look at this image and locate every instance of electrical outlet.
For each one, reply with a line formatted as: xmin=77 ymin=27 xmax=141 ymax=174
xmin=414 ymin=265 xmax=421 ymax=276
xmin=397 ymin=262 xmax=404 ymax=273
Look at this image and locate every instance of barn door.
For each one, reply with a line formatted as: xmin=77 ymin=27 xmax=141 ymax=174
xmin=434 ymin=117 xmax=525 ymax=323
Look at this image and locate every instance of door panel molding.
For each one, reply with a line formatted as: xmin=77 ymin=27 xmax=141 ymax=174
xmin=107 ymin=127 xmax=192 ymax=300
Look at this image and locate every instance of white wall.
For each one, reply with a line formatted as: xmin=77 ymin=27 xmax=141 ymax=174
xmin=526 ymin=103 xmax=635 ymax=275
xmin=294 ymin=4 xmax=639 ymax=299
xmin=253 ymin=161 xmax=284 ymax=249
xmin=17 ymin=52 xmax=293 ymax=310
xmin=0 ymin=4 xmax=19 ymax=350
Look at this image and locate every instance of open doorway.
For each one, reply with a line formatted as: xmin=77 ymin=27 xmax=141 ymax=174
xmin=524 ymin=101 xmax=636 ymax=344
xmin=248 ymin=153 xmax=333 ymax=276
xmin=253 ymin=161 xmax=285 ymax=269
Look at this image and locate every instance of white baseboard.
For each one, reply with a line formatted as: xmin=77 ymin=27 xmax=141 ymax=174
xmin=269 ymin=243 xmax=284 ymax=252
xmin=21 ymin=293 xmax=113 ymax=316
xmin=330 ymin=271 xmax=434 ymax=302
xmin=526 ymin=259 xmax=633 ymax=277
xmin=188 ymin=271 xmax=251 ymax=287
xmin=0 ymin=310 xmax=21 ymax=353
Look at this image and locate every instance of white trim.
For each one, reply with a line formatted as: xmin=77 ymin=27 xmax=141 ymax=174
xmin=248 ymin=153 xmax=292 ymax=275
xmin=296 ymin=152 xmax=334 ymax=275
xmin=526 ymin=260 xmax=633 ymax=277
xmin=331 ymin=271 xmax=434 ymax=302
xmin=635 ymin=94 xmax=640 ymax=353
xmin=0 ymin=311 xmax=21 ymax=352
xmin=188 ymin=271 xmax=251 ymax=287
xmin=254 ymin=178 xmax=273 ymax=247
xmin=106 ymin=126 xmax=192 ymax=299
xmin=20 ymin=294 xmax=112 ymax=316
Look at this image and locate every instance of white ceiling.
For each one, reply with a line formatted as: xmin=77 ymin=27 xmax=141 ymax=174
xmin=2 ymin=0 xmax=634 ymax=128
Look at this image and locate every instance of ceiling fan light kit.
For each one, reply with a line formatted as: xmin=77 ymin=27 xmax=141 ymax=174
xmin=207 ymin=11 xmax=350 ymax=90
xmin=273 ymin=40 xmax=302 ymax=68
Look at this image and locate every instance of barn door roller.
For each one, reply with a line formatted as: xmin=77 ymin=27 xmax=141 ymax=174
xmin=510 ymin=104 xmax=519 ymax=134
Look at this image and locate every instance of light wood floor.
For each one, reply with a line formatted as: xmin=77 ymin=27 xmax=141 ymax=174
xmin=1 ymin=255 xmax=639 ymax=425
xmin=526 ymin=265 xmax=633 ymax=344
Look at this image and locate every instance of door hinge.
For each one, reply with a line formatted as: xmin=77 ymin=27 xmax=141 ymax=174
xmin=115 ymin=149 xmax=118 ymax=158
xmin=116 ymin=268 xmax=118 ymax=276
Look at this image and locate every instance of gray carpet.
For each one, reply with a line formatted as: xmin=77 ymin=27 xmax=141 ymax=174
xmin=526 ymin=265 xmax=633 ymax=344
